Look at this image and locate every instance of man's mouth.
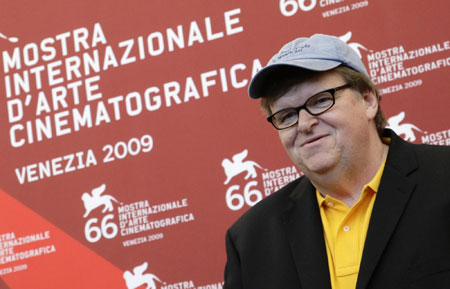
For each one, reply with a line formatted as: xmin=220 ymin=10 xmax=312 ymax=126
xmin=301 ymin=134 xmax=328 ymax=147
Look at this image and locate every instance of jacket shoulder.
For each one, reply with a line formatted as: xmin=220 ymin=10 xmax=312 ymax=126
xmin=385 ymin=129 xmax=450 ymax=173
xmin=410 ymin=142 xmax=450 ymax=168
xmin=228 ymin=176 xmax=305 ymax=236
xmin=413 ymin=142 xmax=450 ymax=156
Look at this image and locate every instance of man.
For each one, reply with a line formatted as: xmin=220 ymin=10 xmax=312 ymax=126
xmin=223 ymin=34 xmax=450 ymax=289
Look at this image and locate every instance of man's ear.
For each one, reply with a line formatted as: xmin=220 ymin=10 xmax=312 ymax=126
xmin=362 ymin=89 xmax=379 ymax=120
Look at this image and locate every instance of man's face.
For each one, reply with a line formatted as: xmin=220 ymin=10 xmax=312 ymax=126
xmin=270 ymin=70 xmax=378 ymax=176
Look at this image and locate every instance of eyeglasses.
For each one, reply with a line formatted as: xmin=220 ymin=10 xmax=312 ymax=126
xmin=267 ymin=83 xmax=352 ymax=130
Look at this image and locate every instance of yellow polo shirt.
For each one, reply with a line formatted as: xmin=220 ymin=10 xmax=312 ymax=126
xmin=316 ymin=159 xmax=386 ymax=289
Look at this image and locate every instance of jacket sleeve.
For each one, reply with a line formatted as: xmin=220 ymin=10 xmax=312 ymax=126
xmin=223 ymin=229 xmax=244 ymax=289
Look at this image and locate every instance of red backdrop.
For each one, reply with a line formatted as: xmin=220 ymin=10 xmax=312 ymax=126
xmin=1 ymin=0 xmax=449 ymax=288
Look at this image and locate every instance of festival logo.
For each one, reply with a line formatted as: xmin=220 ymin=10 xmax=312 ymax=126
xmin=81 ymin=184 xmax=120 ymax=243
xmin=82 ymin=184 xmax=119 ymax=218
xmin=124 ymin=262 xmax=165 ymax=289
xmin=387 ymin=111 xmax=423 ymax=142
xmin=80 ymin=183 xmax=195 ymax=246
xmin=123 ymin=261 xmax=225 ymax=289
xmin=222 ymin=150 xmax=300 ymax=211
xmin=279 ymin=0 xmax=370 ymax=18
xmin=338 ymin=31 xmax=370 ymax=58
xmin=123 ymin=263 xmax=224 ymax=289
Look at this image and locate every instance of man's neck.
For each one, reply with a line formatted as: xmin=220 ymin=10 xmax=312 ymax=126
xmin=310 ymin=138 xmax=389 ymax=208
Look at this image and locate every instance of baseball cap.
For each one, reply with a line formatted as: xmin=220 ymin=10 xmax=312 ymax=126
xmin=248 ymin=33 xmax=369 ymax=99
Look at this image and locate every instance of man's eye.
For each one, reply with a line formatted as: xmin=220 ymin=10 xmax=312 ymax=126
xmin=309 ymin=94 xmax=332 ymax=107
xmin=278 ymin=110 xmax=297 ymax=123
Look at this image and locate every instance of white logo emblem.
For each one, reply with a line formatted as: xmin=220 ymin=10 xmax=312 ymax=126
xmin=387 ymin=111 xmax=423 ymax=142
xmin=338 ymin=31 xmax=370 ymax=58
xmin=81 ymin=184 xmax=119 ymax=218
xmin=123 ymin=262 xmax=165 ymax=289
xmin=0 ymin=32 xmax=19 ymax=43
xmin=222 ymin=149 xmax=264 ymax=185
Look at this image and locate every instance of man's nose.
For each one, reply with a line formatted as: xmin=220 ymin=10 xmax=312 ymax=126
xmin=297 ymin=109 xmax=318 ymax=132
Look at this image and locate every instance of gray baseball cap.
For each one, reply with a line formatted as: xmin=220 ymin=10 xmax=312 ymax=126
xmin=248 ymin=33 xmax=369 ymax=99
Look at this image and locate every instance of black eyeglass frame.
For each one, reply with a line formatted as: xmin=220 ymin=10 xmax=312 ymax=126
xmin=266 ymin=83 xmax=352 ymax=130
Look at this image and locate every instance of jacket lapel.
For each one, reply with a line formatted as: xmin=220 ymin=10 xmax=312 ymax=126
xmin=357 ymin=130 xmax=418 ymax=289
xmin=282 ymin=178 xmax=332 ymax=289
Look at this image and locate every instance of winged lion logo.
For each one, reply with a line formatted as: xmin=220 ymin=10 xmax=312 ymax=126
xmin=222 ymin=149 xmax=264 ymax=185
xmin=81 ymin=184 xmax=119 ymax=218
xmin=123 ymin=262 xmax=165 ymax=289
xmin=387 ymin=111 xmax=424 ymax=142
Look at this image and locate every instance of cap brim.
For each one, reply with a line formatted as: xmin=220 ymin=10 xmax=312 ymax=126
xmin=248 ymin=59 xmax=342 ymax=99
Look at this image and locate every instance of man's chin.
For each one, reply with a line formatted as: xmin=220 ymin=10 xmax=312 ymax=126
xmin=296 ymin=153 xmax=337 ymax=175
